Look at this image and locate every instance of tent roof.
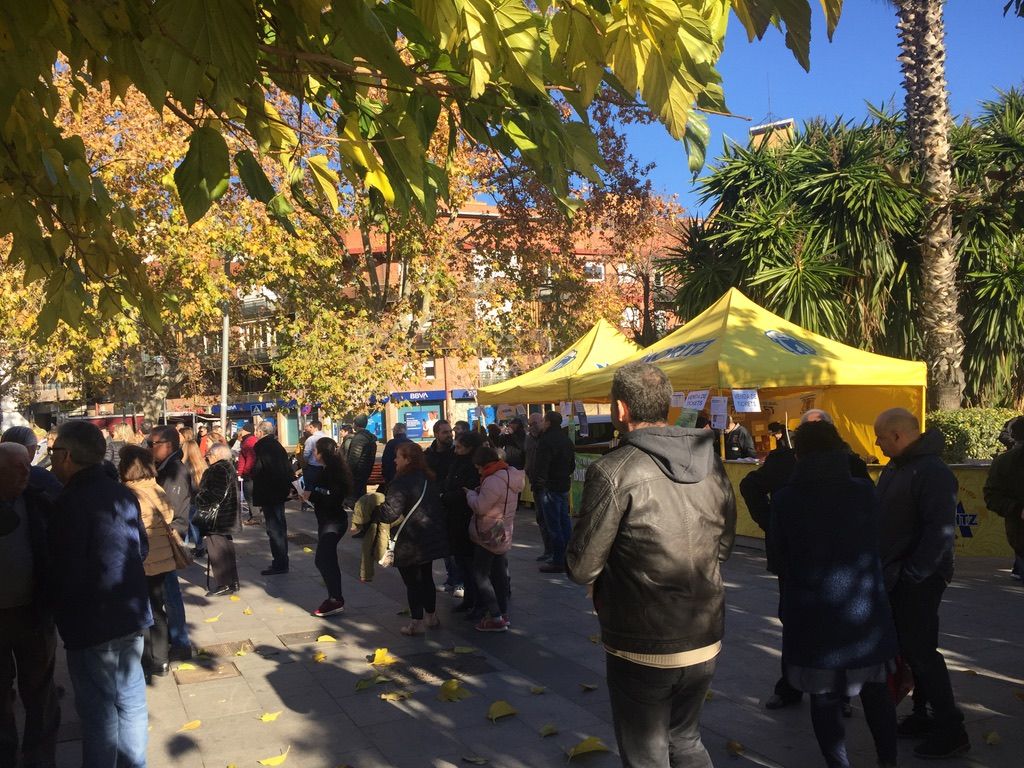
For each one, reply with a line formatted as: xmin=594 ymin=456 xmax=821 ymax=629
xmin=570 ymin=288 xmax=927 ymax=400
xmin=477 ymin=318 xmax=641 ymax=405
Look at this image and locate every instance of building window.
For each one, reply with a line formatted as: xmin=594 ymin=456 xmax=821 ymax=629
xmin=583 ymin=262 xmax=605 ymax=282
xmin=423 ymin=358 xmax=436 ymax=380
xmin=616 ymin=264 xmax=635 ymax=284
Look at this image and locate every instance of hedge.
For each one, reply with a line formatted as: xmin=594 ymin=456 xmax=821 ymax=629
xmin=926 ymin=408 xmax=1021 ymax=464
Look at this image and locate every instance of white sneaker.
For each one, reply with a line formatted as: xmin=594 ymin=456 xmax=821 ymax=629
xmin=452 ymin=586 xmax=465 ymax=599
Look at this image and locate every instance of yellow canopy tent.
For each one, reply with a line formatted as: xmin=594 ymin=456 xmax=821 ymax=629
xmin=477 ymin=318 xmax=641 ymax=406
xmin=569 ymin=288 xmax=927 ymax=458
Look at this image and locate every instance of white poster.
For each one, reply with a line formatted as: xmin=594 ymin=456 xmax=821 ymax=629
xmin=670 ymin=391 xmax=687 ymax=408
xmin=684 ymin=390 xmax=710 ymax=410
xmin=711 ymin=412 xmax=728 ymax=430
xmin=709 ymin=396 xmax=729 ymax=416
xmin=573 ymin=400 xmax=585 ymax=414
xmin=731 ymin=389 xmax=762 ymax=413
xmin=515 ymin=404 xmax=527 ymax=416
xmin=577 ymin=411 xmax=589 ymax=437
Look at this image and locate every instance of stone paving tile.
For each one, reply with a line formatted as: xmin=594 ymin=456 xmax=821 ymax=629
xmin=41 ymin=503 xmax=1024 ymax=768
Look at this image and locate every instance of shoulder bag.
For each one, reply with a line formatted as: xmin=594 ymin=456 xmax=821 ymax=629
xmin=472 ymin=471 xmax=512 ymax=554
xmin=378 ymin=481 xmax=428 ymax=568
xmin=194 ymin=470 xmax=231 ymax=535
xmin=158 ymin=512 xmax=193 ymax=570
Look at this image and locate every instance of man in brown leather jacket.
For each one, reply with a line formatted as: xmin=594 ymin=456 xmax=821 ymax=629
xmin=567 ymin=362 xmax=736 ymax=768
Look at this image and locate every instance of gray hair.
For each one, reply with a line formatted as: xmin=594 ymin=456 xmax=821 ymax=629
xmin=1 ymin=426 xmax=38 ymax=450
xmin=56 ymin=421 xmax=106 ymax=466
xmin=800 ymin=409 xmax=833 ymax=424
xmin=259 ymin=421 xmax=276 ymax=436
xmin=611 ymin=362 xmax=672 ymax=424
xmin=206 ymin=443 xmax=233 ymax=462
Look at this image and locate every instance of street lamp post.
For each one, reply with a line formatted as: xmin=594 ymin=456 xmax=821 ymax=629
xmin=220 ymin=253 xmax=231 ymax=437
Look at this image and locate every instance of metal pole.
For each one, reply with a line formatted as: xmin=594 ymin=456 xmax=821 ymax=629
xmin=220 ymin=254 xmax=230 ymax=437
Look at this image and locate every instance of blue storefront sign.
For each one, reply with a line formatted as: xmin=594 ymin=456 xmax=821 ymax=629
xmin=451 ymin=389 xmax=477 ymax=400
xmin=390 ymin=390 xmax=447 ymax=403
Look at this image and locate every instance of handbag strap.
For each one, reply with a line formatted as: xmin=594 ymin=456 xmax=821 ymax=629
xmin=392 ymin=481 xmax=428 ymax=543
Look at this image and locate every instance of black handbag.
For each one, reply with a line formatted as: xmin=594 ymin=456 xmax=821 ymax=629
xmin=194 ymin=472 xmax=230 ymax=534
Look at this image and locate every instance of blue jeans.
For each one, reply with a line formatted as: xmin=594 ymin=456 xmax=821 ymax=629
xmin=263 ymin=503 xmax=289 ymax=570
xmin=163 ymin=571 xmax=190 ymax=650
xmin=541 ymin=490 xmax=571 ymax=566
xmin=66 ymin=632 xmax=148 ymax=768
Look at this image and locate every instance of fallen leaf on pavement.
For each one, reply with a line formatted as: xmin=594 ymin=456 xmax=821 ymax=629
xmin=204 ymin=613 xmax=222 ymax=623
xmin=229 ymin=595 xmax=240 ymax=602
xmin=259 ymin=711 xmax=282 ymax=722
xmin=579 ymin=682 xmax=598 ymax=692
xmin=487 ymin=700 xmax=517 ymax=722
xmin=453 ymin=646 xmax=477 ymax=654
xmin=529 ymin=686 xmax=545 ymax=695
xmin=380 ymin=690 xmax=412 ymax=702
xmin=302 ymin=546 xmax=313 ymax=553
xmin=313 ymin=651 xmax=327 ymax=663
xmin=370 ymin=648 xmax=398 ymax=666
xmin=355 ymin=674 xmax=391 ymax=691
xmin=461 ymin=757 xmax=488 ymax=765
xmin=726 ymin=740 xmax=745 ymax=756
xmin=539 ymin=724 xmax=558 ymax=737
xmin=242 ymin=607 xmax=254 ymax=616
xmin=177 ymin=720 xmax=201 ymax=732
xmin=438 ymin=679 xmax=472 ymax=702
xmin=566 ymin=737 xmax=609 ymax=759
xmin=257 ymin=746 xmax=290 ymax=766
xmin=175 ymin=663 xmax=197 ymax=671
xmin=705 ymin=691 xmax=714 ymax=701
xmin=984 ymin=731 xmax=1001 ymax=745
xmin=397 ymin=608 xmax=410 ymax=616
xmin=317 ymin=635 xmax=337 ymax=643
xmin=588 ymin=634 xmax=600 ymax=644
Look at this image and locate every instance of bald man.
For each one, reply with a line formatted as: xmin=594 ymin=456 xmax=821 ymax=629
xmin=874 ymin=408 xmax=969 ymax=758
xmin=0 ymin=443 xmax=60 ymax=768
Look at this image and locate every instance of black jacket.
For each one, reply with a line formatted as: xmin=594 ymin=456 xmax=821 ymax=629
xmin=194 ymin=459 xmax=239 ymax=535
xmin=769 ymin=450 xmax=898 ymax=670
xmin=533 ymin=428 xmax=576 ymax=493
xmin=424 ymin=440 xmax=455 ymax=486
xmin=156 ymin=451 xmax=194 ymax=537
xmin=372 ymin=470 xmax=448 ymax=567
xmin=381 ymin=436 xmax=412 ymax=483
xmin=252 ymin=436 xmax=292 ymax=507
xmin=877 ymin=429 xmax=957 ymax=590
xmin=567 ymin=426 xmax=736 ymax=655
xmin=346 ymin=428 xmax=378 ymax=486
xmin=724 ymin=424 xmax=756 ymax=459
xmin=309 ymin=462 xmax=351 ymax=527
xmin=499 ymin=431 xmax=526 ymax=469
xmin=442 ymin=452 xmax=480 ymax=556
xmin=984 ymin=444 xmax=1024 ymax=553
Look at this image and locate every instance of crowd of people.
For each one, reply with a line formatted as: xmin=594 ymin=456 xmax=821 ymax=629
xmin=1 ymin=367 xmax=1013 ymax=767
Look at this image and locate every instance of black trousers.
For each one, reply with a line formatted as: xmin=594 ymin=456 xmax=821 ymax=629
xmin=205 ymin=534 xmax=238 ymax=589
xmin=809 ymin=684 xmax=897 ymax=768
xmin=398 ymin=562 xmax=436 ymax=620
xmin=0 ymin=606 xmax=59 ymax=768
xmin=315 ymin=522 xmax=345 ymax=601
xmin=454 ymin=553 xmax=478 ymax=609
xmin=889 ymin=572 xmax=963 ymax=730
xmin=606 ymin=653 xmax=715 ymax=768
xmin=143 ymin=574 xmax=169 ymax=673
xmin=472 ymin=546 xmax=508 ymax=617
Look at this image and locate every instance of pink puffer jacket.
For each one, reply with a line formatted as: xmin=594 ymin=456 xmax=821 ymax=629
xmin=466 ymin=463 xmax=526 ymax=554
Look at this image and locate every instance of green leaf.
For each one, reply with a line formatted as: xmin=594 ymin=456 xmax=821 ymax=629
xmin=306 ymin=154 xmax=340 ymax=212
xmin=174 ymin=126 xmax=230 ymax=224
xmin=235 ymin=150 xmax=276 ymax=203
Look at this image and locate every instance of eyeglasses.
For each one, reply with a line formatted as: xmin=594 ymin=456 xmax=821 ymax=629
xmin=150 ymin=440 xmax=170 ymax=446
xmin=48 ymin=446 xmax=67 ymax=457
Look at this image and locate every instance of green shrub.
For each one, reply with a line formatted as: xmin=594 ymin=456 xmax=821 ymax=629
xmin=926 ymin=408 xmax=1021 ymax=463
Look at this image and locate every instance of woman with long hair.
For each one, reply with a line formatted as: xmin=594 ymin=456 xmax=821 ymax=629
xmin=194 ymin=443 xmax=240 ymax=595
xmin=466 ymin=445 xmax=524 ymax=632
xmin=372 ymin=442 xmax=449 ymax=635
xmin=181 ymin=438 xmax=207 ymax=555
xmin=118 ymin=445 xmax=178 ymax=680
xmin=769 ymin=421 xmax=898 ymax=768
xmin=303 ymin=436 xmax=352 ymax=617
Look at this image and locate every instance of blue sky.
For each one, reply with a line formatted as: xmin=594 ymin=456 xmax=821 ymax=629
xmin=625 ymin=3 xmax=1024 ymax=214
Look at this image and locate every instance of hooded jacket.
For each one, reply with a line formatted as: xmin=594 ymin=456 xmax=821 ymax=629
xmin=126 ymin=478 xmax=178 ymax=576
xmin=466 ymin=462 xmax=526 ymax=554
xmin=877 ymin=428 xmax=957 ymax=590
xmin=567 ymin=426 xmax=736 ymax=656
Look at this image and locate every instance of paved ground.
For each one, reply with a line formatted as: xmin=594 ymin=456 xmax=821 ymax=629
xmin=46 ymin=501 xmax=1024 ymax=768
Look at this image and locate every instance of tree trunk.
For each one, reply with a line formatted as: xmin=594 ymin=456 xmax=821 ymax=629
xmin=897 ymin=0 xmax=965 ymax=410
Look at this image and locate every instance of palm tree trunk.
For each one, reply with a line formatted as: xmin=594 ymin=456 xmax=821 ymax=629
xmin=896 ymin=0 xmax=965 ymax=409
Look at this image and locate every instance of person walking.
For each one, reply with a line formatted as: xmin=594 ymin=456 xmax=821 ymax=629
xmin=47 ymin=421 xmax=151 ymax=768
xmin=118 ymin=445 xmax=179 ymax=682
xmin=466 ymin=444 xmax=524 ymax=632
xmin=371 ymin=442 xmax=448 ymax=636
xmin=0 ymin=444 xmax=60 ymax=768
xmin=567 ymin=362 xmax=736 ymax=768
xmin=533 ymin=411 xmax=576 ymax=574
xmin=874 ymin=407 xmax=970 ymax=758
xmin=983 ymin=416 xmax=1024 ymax=580
xmin=252 ymin=421 xmax=293 ymax=576
xmin=303 ymin=437 xmax=352 ymax=618
xmin=769 ymin=420 xmax=899 ymax=768
xmin=194 ymin=444 xmax=240 ymax=596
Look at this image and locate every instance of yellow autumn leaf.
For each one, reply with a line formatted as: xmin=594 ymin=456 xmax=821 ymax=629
xmin=566 ymin=736 xmax=610 ymax=759
xmin=178 ymin=719 xmax=201 ymax=732
xmin=260 ymin=711 xmax=282 ymax=722
xmin=370 ymin=648 xmax=398 ymax=666
xmin=355 ymin=674 xmax=391 ymax=692
xmin=317 ymin=635 xmax=337 ymax=643
xmin=302 ymin=546 xmax=313 ymax=553
xmin=462 ymin=757 xmax=488 ymax=765
xmin=257 ymin=746 xmax=290 ymax=766
xmin=539 ymin=724 xmax=559 ymax=737
xmin=726 ymin=740 xmax=745 ymax=756
xmin=313 ymin=651 xmax=327 ymax=663
xmin=984 ymin=731 xmax=1001 ymax=745
xmin=229 ymin=595 xmax=241 ymax=602
xmin=453 ymin=646 xmax=477 ymax=654
xmin=204 ymin=613 xmax=222 ymax=623
xmin=588 ymin=634 xmax=600 ymax=644
xmin=380 ymin=690 xmax=412 ymax=702
xmin=529 ymin=686 xmax=545 ymax=695
xmin=579 ymin=682 xmax=598 ymax=692
xmin=705 ymin=690 xmax=714 ymax=701
xmin=486 ymin=700 xmax=517 ymax=722
xmin=438 ymin=679 xmax=472 ymax=702
xmin=175 ymin=663 xmax=197 ymax=671
xmin=242 ymin=607 xmax=254 ymax=616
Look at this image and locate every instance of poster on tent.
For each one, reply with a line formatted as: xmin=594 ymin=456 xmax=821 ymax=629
xmin=732 ymin=389 xmax=762 ymax=413
xmin=670 ymin=392 xmax=687 ymax=408
xmin=685 ymin=390 xmax=710 ymax=410
xmin=574 ymin=401 xmax=589 ymax=437
xmin=710 ymin=396 xmax=729 ymax=430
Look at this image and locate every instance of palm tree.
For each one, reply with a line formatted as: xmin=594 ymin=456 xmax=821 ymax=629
xmin=893 ymin=0 xmax=966 ymax=408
